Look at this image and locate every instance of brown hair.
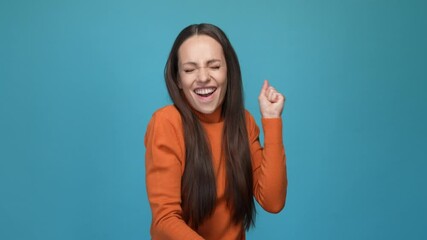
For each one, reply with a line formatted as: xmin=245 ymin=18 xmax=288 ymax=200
xmin=164 ymin=23 xmax=255 ymax=230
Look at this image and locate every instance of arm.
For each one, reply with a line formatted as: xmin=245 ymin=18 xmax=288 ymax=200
xmin=145 ymin=112 xmax=204 ymax=240
xmin=251 ymin=80 xmax=287 ymax=213
xmin=249 ymin=114 xmax=287 ymax=213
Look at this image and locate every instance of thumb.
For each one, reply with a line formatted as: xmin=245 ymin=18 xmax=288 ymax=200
xmin=259 ymin=80 xmax=269 ymax=97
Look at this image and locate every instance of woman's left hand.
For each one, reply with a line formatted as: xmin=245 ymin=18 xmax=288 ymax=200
xmin=258 ymin=80 xmax=285 ymax=118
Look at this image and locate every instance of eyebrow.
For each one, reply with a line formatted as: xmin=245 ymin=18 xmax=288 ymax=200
xmin=182 ymin=59 xmax=222 ymax=66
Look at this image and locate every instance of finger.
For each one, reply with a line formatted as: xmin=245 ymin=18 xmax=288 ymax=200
xmin=274 ymin=93 xmax=280 ymax=102
xmin=276 ymin=93 xmax=283 ymax=103
xmin=268 ymin=87 xmax=276 ymax=101
xmin=271 ymin=92 xmax=280 ymax=103
xmin=274 ymin=93 xmax=286 ymax=105
xmin=280 ymin=93 xmax=286 ymax=102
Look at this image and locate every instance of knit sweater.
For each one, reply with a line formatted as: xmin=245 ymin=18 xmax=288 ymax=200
xmin=144 ymin=105 xmax=287 ymax=239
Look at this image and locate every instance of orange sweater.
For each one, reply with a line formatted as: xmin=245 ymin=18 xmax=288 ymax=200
xmin=145 ymin=105 xmax=287 ymax=239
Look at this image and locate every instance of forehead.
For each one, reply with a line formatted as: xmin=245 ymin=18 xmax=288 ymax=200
xmin=178 ymin=35 xmax=224 ymax=62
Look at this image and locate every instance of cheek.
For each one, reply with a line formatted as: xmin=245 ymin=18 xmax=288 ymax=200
xmin=212 ymin=70 xmax=227 ymax=84
xmin=219 ymin=74 xmax=227 ymax=87
xmin=219 ymin=79 xmax=228 ymax=100
xmin=180 ymin=82 xmax=195 ymax=100
xmin=178 ymin=75 xmax=193 ymax=91
xmin=180 ymin=87 xmax=193 ymax=103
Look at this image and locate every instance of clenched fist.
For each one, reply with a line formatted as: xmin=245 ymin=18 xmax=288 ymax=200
xmin=258 ymin=80 xmax=285 ymax=118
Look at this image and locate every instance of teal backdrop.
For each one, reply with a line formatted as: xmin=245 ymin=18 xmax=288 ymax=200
xmin=1 ymin=0 xmax=426 ymax=239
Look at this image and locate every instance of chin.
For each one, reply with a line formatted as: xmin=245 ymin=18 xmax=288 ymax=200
xmin=193 ymin=104 xmax=218 ymax=114
xmin=196 ymin=107 xmax=216 ymax=114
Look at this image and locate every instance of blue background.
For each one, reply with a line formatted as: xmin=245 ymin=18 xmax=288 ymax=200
xmin=1 ymin=0 xmax=426 ymax=239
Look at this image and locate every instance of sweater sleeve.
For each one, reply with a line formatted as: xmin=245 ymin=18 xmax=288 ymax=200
xmin=145 ymin=112 xmax=204 ymax=240
xmin=247 ymin=112 xmax=287 ymax=213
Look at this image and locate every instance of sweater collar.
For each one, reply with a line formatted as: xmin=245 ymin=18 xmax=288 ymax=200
xmin=193 ymin=105 xmax=223 ymax=123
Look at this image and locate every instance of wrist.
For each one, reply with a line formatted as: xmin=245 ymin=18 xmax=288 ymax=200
xmin=261 ymin=112 xmax=282 ymax=119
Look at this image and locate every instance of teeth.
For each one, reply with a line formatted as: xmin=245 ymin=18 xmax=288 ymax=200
xmin=194 ymin=87 xmax=216 ymax=95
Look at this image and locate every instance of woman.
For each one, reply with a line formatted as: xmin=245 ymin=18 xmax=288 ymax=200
xmin=145 ymin=23 xmax=287 ymax=239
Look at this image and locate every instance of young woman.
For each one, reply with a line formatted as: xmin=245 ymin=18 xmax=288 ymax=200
xmin=145 ymin=23 xmax=287 ymax=239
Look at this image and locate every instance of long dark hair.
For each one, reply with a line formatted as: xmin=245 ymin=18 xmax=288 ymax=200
xmin=164 ymin=23 xmax=255 ymax=230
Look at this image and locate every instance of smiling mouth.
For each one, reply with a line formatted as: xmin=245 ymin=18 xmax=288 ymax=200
xmin=194 ymin=87 xmax=217 ymax=97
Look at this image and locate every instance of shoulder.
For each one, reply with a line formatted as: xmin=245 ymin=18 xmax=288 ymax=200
xmin=146 ymin=105 xmax=183 ymax=136
xmin=145 ymin=105 xmax=186 ymax=167
xmin=150 ymin=105 xmax=182 ymax=128
xmin=150 ymin=105 xmax=183 ymax=126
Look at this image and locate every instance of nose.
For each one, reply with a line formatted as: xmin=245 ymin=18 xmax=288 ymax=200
xmin=197 ymin=67 xmax=210 ymax=83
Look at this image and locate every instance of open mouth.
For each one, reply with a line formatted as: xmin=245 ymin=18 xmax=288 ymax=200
xmin=194 ymin=87 xmax=217 ymax=97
